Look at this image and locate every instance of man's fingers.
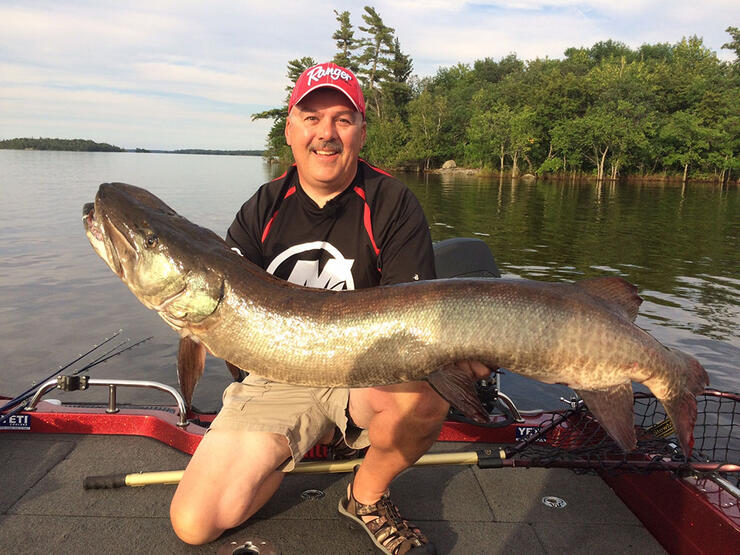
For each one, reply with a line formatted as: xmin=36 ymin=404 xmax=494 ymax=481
xmin=455 ymin=360 xmax=492 ymax=380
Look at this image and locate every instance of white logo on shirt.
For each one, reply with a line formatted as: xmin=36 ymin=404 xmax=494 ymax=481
xmin=265 ymin=241 xmax=355 ymax=290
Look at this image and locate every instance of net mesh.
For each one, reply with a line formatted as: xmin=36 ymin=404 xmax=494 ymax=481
xmin=507 ymin=390 xmax=740 ymax=488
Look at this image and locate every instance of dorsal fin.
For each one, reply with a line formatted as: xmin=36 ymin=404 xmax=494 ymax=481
xmin=575 ymin=277 xmax=642 ymax=321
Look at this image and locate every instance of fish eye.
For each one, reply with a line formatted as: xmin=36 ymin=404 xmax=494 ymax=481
xmin=145 ymin=233 xmax=159 ymax=248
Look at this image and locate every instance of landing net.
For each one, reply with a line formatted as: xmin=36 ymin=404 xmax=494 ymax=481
xmin=506 ymin=390 xmax=740 ymax=487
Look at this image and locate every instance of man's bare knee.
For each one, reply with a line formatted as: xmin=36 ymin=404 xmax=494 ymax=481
xmin=170 ymin=499 xmax=222 ymax=545
xmin=169 ymin=430 xmax=290 ymax=545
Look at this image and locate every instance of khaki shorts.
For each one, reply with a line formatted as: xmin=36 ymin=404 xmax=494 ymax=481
xmin=208 ymin=374 xmax=369 ymax=471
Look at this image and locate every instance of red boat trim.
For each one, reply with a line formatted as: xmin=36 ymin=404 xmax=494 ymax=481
xmin=8 ymin=403 xmax=206 ymax=454
xmin=3 ymin=403 xmax=536 ymax=454
xmin=602 ymin=471 xmax=740 ymax=554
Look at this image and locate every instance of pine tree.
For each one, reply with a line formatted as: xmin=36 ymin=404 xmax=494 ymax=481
xmin=251 ymin=57 xmax=316 ymax=161
xmin=332 ymin=10 xmax=359 ymax=73
xmin=382 ymin=38 xmax=413 ymax=116
xmin=356 ymin=6 xmax=395 ymax=118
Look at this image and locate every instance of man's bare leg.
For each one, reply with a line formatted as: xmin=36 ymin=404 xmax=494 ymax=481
xmin=170 ymin=430 xmax=291 ymax=545
xmin=347 ymin=381 xmax=450 ymax=505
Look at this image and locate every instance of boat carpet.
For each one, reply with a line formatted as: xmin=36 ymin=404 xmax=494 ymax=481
xmin=0 ymin=434 xmax=664 ymax=554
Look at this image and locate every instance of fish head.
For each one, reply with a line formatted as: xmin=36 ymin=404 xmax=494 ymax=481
xmin=83 ymin=183 xmax=224 ymax=330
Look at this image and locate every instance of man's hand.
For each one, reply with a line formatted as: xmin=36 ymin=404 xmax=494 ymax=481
xmin=454 ymin=360 xmax=492 ymax=381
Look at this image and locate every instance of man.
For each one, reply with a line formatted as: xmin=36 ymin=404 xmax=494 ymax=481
xmin=170 ymin=62 xmax=490 ymax=554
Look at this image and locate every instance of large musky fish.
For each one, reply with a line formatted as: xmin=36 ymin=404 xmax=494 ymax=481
xmin=83 ymin=183 xmax=709 ymax=456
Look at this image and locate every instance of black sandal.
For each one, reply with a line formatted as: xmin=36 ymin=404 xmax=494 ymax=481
xmin=338 ymin=470 xmax=436 ymax=554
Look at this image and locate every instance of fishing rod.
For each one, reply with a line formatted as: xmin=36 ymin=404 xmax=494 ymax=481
xmin=82 ymin=450 xmax=740 ymax=489
xmin=71 ymin=335 xmax=152 ymax=375
xmin=0 ymin=333 xmax=152 ymax=426
xmin=0 ymin=330 xmax=122 ymax=414
xmin=71 ymin=338 xmax=132 ymax=374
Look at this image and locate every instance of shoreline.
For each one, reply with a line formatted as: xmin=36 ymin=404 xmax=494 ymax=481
xmin=421 ymin=166 xmax=738 ymax=185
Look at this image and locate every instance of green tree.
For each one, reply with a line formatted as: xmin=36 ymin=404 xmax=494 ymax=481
xmin=660 ymin=110 xmax=714 ymax=182
xmin=404 ymin=89 xmax=448 ymax=170
xmin=381 ymin=37 xmax=413 ymax=116
xmin=507 ymin=107 xmax=538 ymax=177
xmin=428 ymin=63 xmax=478 ymax=163
xmin=257 ymin=21 xmax=740 ymax=178
xmin=473 ymin=54 xmax=524 ymax=84
xmin=721 ymin=26 xmax=740 ymax=70
xmin=252 ymin=57 xmax=316 ymax=161
xmin=547 ymin=119 xmax=586 ymax=177
xmin=332 ymin=10 xmax=359 ymax=73
xmin=363 ymin=113 xmax=408 ymax=167
xmin=356 ymin=6 xmax=395 ymax=118
xmin=465 ymin=93 xmax=512 ymax=172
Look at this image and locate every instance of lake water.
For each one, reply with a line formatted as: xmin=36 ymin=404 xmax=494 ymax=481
xmin=1 ymin=150 xmax=738 ymax=412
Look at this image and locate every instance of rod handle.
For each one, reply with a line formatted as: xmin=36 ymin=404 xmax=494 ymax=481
xmin=83 ymin=473 xmax=128 ymax=489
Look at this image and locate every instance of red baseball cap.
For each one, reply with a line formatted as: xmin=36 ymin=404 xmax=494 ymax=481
xmin=288 ymin=62 xmax=365 ymax=119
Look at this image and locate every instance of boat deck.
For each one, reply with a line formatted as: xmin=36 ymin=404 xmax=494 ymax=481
xmin=0 ymin=433 xmax=665 ymax=554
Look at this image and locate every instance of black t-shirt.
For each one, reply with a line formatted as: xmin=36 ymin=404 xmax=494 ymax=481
xmin=225 ymin=159 xmax=436 ymax=289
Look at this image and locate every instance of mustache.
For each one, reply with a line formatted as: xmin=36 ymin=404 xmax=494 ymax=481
xmin=309 ymin=140 xmax=343 ymax=154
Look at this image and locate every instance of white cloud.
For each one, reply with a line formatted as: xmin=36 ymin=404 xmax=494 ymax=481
xmin=1 ymin=1 xmax=737 ymax=149
xmin=0 ymin=83 xmax=272 ymax=150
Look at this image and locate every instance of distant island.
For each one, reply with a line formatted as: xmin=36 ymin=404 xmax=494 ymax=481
xmin=0 ymin=138 xmax=263 ymax=156
xmin=1 ymin=137 xmax=124 ymax=152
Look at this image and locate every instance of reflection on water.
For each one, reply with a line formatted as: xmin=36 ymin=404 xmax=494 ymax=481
xmin=1 ymin=151 xmax=738 ymax=411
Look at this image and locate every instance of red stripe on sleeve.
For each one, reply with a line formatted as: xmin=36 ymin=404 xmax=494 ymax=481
xmin=261 ymin=186 xmax=297 ymax=243
xmin=353 ymin=186 xmax=380 ymax=257
xmin=359 ymin=158 xmax=393 ymax=177
xmin=270 ymin=163 xmax=297 ymax=182
xmin=261 ymin=213 xmax=277 ymax=243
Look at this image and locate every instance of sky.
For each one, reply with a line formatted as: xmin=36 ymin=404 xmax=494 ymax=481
xmin=1 ymin=1 xmax=738 ymax=151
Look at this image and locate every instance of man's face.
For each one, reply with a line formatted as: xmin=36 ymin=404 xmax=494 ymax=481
xmin=285 ymin=88 xmax=366 ymax=198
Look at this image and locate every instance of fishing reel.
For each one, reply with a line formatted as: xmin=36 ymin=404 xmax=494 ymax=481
xmin=447 ymin=368 xmax=525 ymax=427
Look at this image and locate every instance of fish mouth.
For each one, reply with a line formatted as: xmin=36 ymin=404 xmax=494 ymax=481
xmin=82 ymin=201 xmax=131 ymax=279
xmin=82 ymin=202 xmax=103 ymax=240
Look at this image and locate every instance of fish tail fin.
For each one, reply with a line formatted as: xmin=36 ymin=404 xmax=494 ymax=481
xmin=576 ymin=384 xmax=637 ymax=452
xmin=177 ymin=336 xmax=206 ymax=409
xmin=658 ymin=349 xmax=709 ymax=458
xmin=427 ymin=365 xmax=489 ymax=423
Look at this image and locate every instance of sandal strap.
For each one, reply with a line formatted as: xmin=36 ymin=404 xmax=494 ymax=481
xmin=348 ymin=491 xmax=431 ymax=555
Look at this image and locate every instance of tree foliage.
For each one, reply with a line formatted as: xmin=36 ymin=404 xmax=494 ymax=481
xmin=252 ymin=56 xmax=316 ymax=162
xmin=258 ymin=10 xmax=740 ymax=182
xmin=0 ymin=137 xmax=123 ymax=152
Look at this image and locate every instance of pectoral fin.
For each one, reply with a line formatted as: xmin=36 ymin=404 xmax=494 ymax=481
xmin=427 ymin=365 xmax=489 ymax=424
xmin=576 ymin=384 xmax=637 ymax=452
xmin=177 ymin=336 xmax=206 ymax=408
